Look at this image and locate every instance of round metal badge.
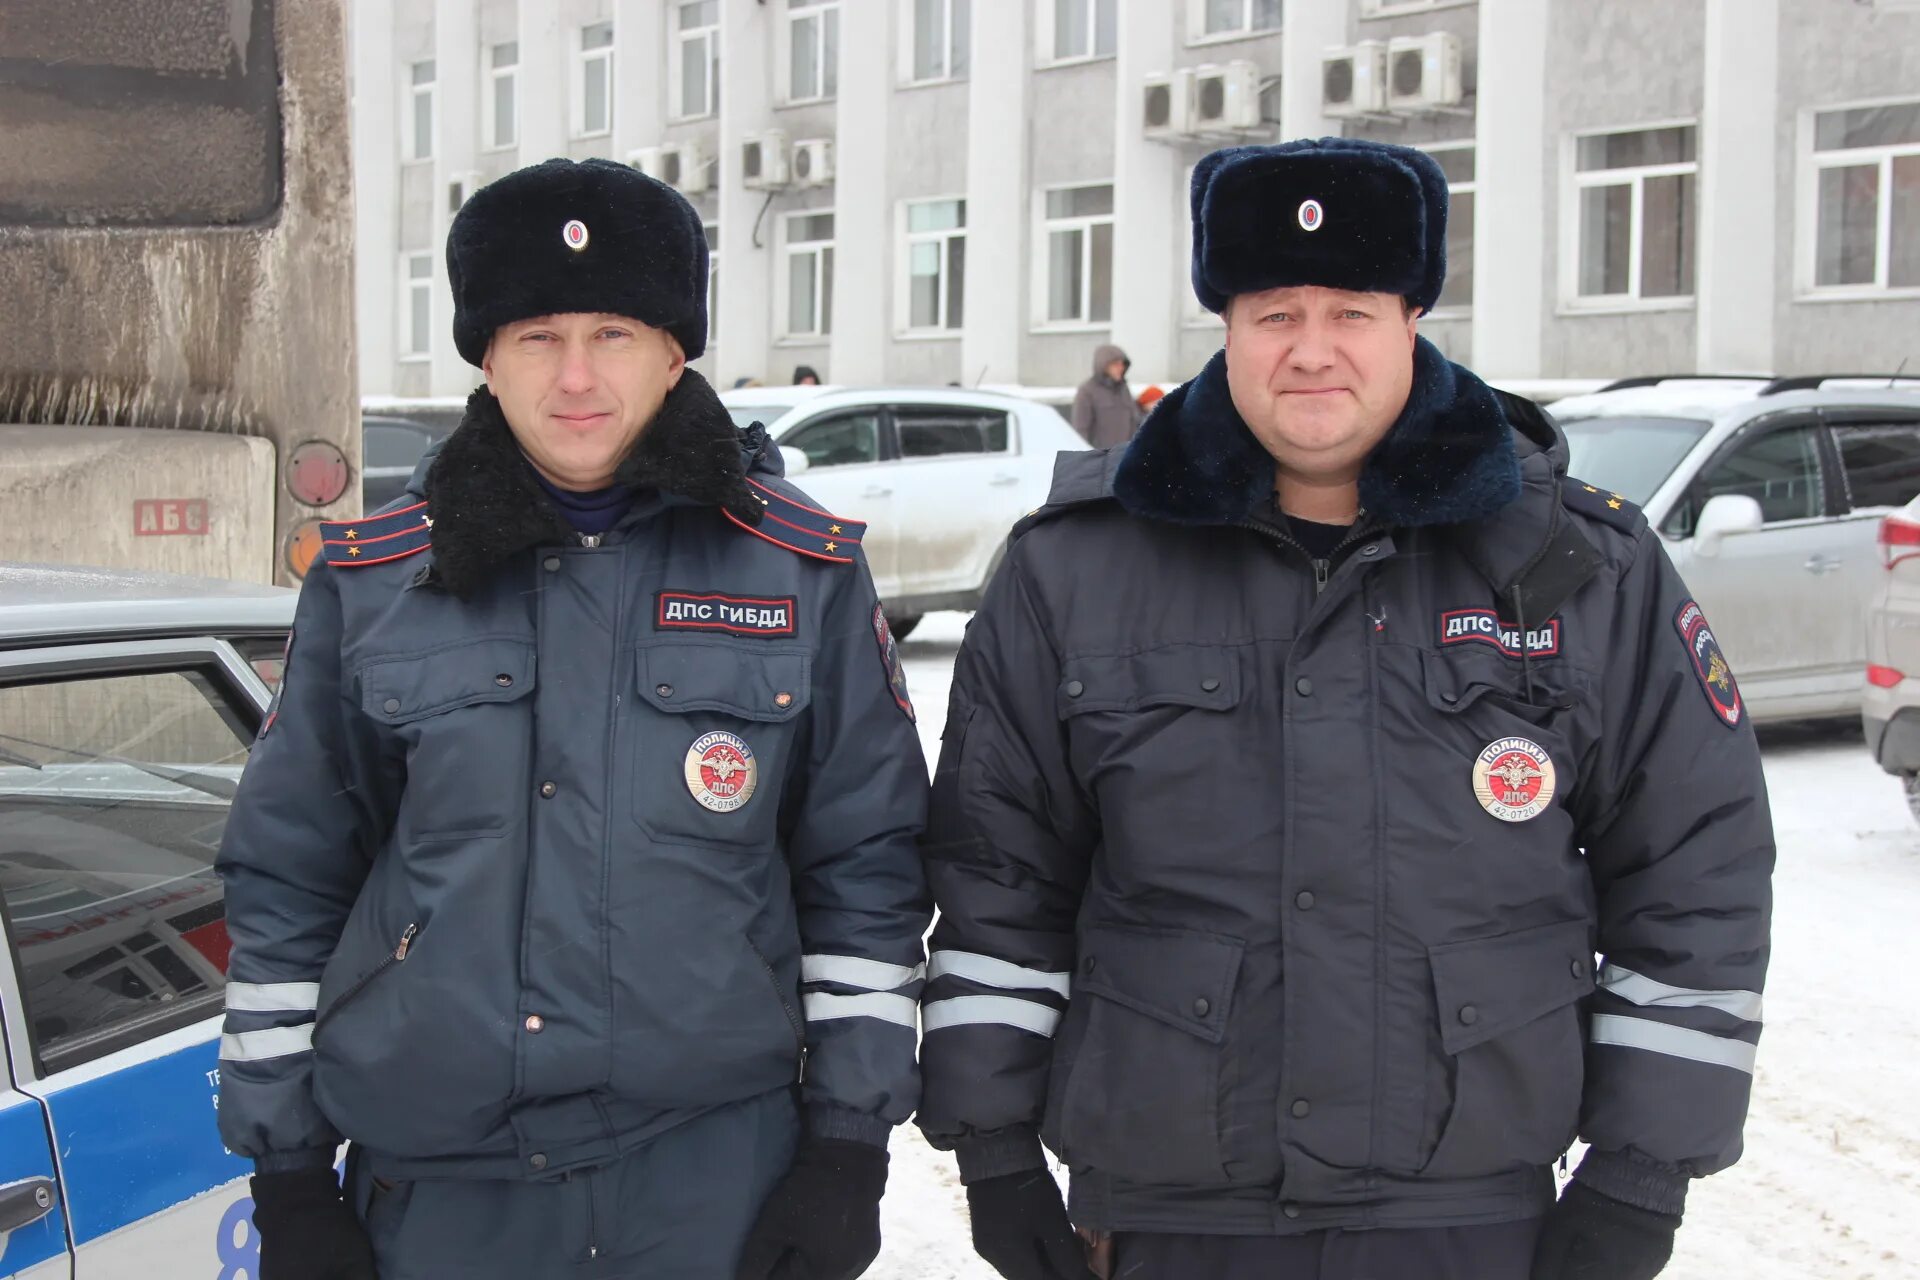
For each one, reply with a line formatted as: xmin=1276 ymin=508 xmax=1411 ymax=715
xmin=1471 ymin=737 xmax=1556 ymax=823
xmin=684 ymin=731 xmax=757 ymax=813
xmin=562 ymin=219 xmax=590 ymax=252
xmin=1297 ymin=199 xmax=1324 ymax=232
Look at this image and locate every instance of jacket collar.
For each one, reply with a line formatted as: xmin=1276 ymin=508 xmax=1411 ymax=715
xmin=414 ymin=368 xmax=768 ymax=598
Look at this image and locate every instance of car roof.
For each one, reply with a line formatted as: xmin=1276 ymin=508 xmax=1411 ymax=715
xmin=717 ymin=385 xmax=841 ymax=407
xmin=1550 ymin=379 xmax=1920 ymax=426
xmin=760 ymin=386 xmax=1047 ymax=412
xmin=0 ymin=563 xmax=294 ymax=645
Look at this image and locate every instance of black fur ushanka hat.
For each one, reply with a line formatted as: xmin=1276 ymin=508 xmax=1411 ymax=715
xmin=447 ymin=157 xmax=709 ymax=366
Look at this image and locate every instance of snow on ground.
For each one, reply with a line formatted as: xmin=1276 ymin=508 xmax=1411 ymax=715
xmin=873 ymin=615 xmax=1920 ymax=1280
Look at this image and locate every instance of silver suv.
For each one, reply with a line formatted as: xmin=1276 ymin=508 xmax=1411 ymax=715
xmin=1548 ymin=375 xmax=1920 ymax=722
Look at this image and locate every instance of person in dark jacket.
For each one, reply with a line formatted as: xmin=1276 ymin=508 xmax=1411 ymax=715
xmin=1069 ymin=344 xmax=1145 ymax=449
xmin=217 ymin=158 xmax=929 ymax=1280
xmin=917 ymin=138 xmax=1773 ymax=1280
xmin=794 ymin=364 xmax=822 ymax=385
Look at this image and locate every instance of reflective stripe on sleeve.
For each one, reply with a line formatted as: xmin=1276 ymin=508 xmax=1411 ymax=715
xmin=1598 ymin=964 xmax=1763 ymax=1022
xmin=224 ymin=981 xmax=322 ymax=1013
xmin=927 ymin=950 xmax=1072 ymax=997
xmin=800 ymin=954 xmax=926 ymax=992
xmin=922 ymin=995 xmax=1062 ymax=1038
xmin=802 ymin=991 xmax=918 ymax=1028
xmin=1589 ymin=1013 xmax=1757 ymax=1074
xmin=219 ymin=1024 xmax=315 ymax=1063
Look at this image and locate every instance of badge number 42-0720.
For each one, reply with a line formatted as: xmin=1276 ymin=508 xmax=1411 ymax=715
xmin=1471 ymin=736 xmax=1556 ymax=823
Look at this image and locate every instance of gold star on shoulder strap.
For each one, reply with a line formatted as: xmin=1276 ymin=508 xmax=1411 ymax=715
xmin=1607 ymin=498 xmax=1623 ymax=510
xmin=824 ymin=541 xmax=839 ymax=554
xmin=344 ymin=528 xmax=358 ymax=540
xmin=829 ymin=524 xmax=843 ymax=535
xmin=347 ymin=546 xmax=361 ymax=557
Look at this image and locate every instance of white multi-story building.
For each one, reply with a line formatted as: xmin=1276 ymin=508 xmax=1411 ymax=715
xmin=351 ymin=0 xmax=1920 ymax=399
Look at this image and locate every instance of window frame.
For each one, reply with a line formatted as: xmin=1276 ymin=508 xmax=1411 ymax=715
xmin=1425 ymin=140 xmax=1476 ymax=318
xmin=406 ymin=59 xmax=435 ymax=163
xmin=1825 ymin=409 xmax=1920 ymax=514
xmin=1033 ymin=182 xmax=1117 ymax=332
xmin=784 ymin=0 xmax=841 ymax=104
xmin=0 ymin=637 xmax=272 ymax=1083
xmin=1796 ymin=94 xmax=1920 ymax=301
xmin=1358 ymin=0 xmax=1477 ymax=18
xmin=483 ymin=41 xmax=519 ymax=152
xmin=1186 ymin=0 xmax=1284 ymax=47
xmin=897 ymin=196 xmax=968 ymax=337
xmin=401 ymin=252 xmax=433 ymax=362
xmin=671 ymin=1 xmax=721 ymax=121
xmin=900 ymin=0 xmax=970 ymax=87
xmin=889 ymin=403 xmax=1014 ymax=459
xmin=1663 ymin=415 xmax=1836 ymax=540
xmin=782 ymin=407 xmax=892 ymax=468
xmin=1559 ymin=119 xmax=1701 ymax=314
xmin=782 ymin=210 xmax=838 ymax=341
xmin=1039 ymin=0 xmax=1118 ymax=68
xmin=704 ymin=222 xmax=720 ymax=348
xmin=572 ymin=21 xmax=615 ymax=139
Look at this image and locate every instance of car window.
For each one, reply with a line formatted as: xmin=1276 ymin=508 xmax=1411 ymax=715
xmin=1671 ymin=424 xmax=1824 ymax=536
xmin=1832 ymin=419 xmax=1920 ymax=511
xmin=783 ymin=411 xmax=882 ymax=468
xmin=0 ymin=666 xmax=254 ymax=1074
xmin=1558 ymin=415 xmax=1712 ymax=506
xmin=364 ymin=420 xmax=432 ymax=471
xmin=895 ymin=407 xmax=1010 ymax=459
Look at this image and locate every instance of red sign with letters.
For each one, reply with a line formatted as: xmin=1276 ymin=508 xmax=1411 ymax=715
xmin=134 ymin=499 xmax=210 ymax=536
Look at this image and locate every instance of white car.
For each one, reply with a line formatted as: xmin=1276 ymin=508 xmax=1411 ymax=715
xmin=1548 ymin=375 xmax=1920 ymax=722
xmin=1862 ymin=494 xmax=1920 ymax=821
xmin=721 ymin=387 xmax=1087 ymax=637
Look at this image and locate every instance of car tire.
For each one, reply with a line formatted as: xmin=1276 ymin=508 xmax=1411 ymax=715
xmin=1904 ymin=773 xmax=1920 ymax=827
xmin=887 ymin=613 xmax=922 ymax=641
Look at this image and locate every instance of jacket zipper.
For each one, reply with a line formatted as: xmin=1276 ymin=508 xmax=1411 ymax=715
xmin=746 ymin=938 xmax=807 ymax=1062
xmin=1237 ymin=515 xmax=1378 ymax=596
xmin=579 ymin=533 xmax=602 ymax=548
xmin=314 ymin=923 xmax=418 ymax=1037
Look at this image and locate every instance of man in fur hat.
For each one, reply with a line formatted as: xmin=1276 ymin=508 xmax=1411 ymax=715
xmin=916 ymin=138 xmax=1773 ymax=1280
xmin=216 ymin=157 xmax=929 ymax=1280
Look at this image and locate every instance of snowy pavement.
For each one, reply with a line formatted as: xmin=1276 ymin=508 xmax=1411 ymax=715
xmin=873 ymin=614 xmax=1920 ymax=1280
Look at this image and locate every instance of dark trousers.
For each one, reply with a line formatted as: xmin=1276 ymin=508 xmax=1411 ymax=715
xmin=1112 ymin=1218 xmax=1544 ymax=1280
xmin=345 ymin=1087 xmax=798 ymax=1279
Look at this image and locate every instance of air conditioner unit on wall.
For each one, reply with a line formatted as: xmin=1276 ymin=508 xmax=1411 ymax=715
xmin=743 ymin=131 xmax=791 ymax=190
xmin=1321 ymin=42 xmax=1388 ymax=118
xmin=447 ymin=170 xmax=484 ymax=213
xmin=660 ymin=140 xmax=711 ymax=195
xmin=1142 ymin=68 xmax=1196 ymax=141
xmin=791 ymin=138 xmax=834 ymax=188
xmin=1191 ymin=61 xmax=1262 ymax=133
xmin=625 ymin=146 xmax=667 ymax=181
xmin=1387 ymin=33 xmax=1463 ymax=113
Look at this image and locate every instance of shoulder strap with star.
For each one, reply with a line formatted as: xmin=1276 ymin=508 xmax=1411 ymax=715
xmin=725 ymin=477 xmax=865 ymax=565
xmin=1560 ymin=474 xmax=1646 ymax=534
xmin=321 ymin=499 xmax=434 ymax=567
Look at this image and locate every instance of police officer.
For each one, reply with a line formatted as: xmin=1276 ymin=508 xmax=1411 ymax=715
xmin=217 ymin=158 xmax=930 ymax=1280
xmin=916 ymin=138 xmax=1774 ymax=1280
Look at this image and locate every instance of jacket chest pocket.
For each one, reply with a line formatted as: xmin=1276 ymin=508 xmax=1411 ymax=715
xmin=1418 ymin=647 xmax=1593 ymax=816
xmin=1056 ymin=645 xmax=1245 ymax=805
xmin=630 ymin=640 xmax=812 ymax=850
xmin=359 ymin=637 xmax=537 ymax=840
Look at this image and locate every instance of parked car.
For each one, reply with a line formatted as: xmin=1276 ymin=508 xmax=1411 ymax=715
xmin=722 ymin=386 xmax=1086 ymax=638
xmin=359 ymin=399 xmax=466 ymax=512
xmin=718 ymin=383 xmax=839 ymax=434
xmin=1862 ymin=495 xmax=1920 ymax=822
xmin=1548 ymin=374 xmax=1920 ymax=722
xmin=0 ymin=563 xmax=294 ymax=1277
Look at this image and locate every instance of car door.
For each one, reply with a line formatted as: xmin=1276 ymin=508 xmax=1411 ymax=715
xmin=883 ymin=403 xmax=1024 ymax=600
xmin=1825 ymin=411 xmax=1920 ymax=677
xmin=1664 ymin=418 xmax=1853 ymax=706
xmin=772 ymin=408 xmax=898 ymax=595
xmin=0 ymin=637 xmax=277 ymax=1278
xmin=0 ymin=1076 xmax=66 ymax=1279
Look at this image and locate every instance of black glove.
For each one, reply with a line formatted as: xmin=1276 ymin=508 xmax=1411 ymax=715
xmin=966 ymin=1169 xmax=1098 ymax=1280
xmin=1531 ymin=1181 xmax=1682 ymax=1280
xmin=248 ymin=1167 xmax=379 ymax=1280
xmin=734 ymin=1138 xmax=889 ymax=1280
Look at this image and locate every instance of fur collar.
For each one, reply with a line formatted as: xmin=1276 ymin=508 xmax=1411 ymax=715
xmin=422 ymin=368 xmax=764 ymax=598
xmin=1112 ymin=336 xmax=1521 ymax=528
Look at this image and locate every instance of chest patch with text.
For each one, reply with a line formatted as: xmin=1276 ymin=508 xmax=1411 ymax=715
xmin=657 ymin=591 xmax=798 ymax=638
xmin=1438 ymin=609 xmax=1561 ymax=658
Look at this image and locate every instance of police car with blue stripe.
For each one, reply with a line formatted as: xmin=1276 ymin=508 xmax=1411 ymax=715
xmin=1 ymin=564 xmax=294 ymax=1278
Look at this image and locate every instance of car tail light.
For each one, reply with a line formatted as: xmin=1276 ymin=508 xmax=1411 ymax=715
xmin=1879 ymin=514 xmax=1920 ymax=569
xmin=1868 ymin=664 xmax=1904 ymax=688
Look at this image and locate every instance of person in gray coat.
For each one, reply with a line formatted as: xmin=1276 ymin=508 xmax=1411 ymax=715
xmin=1069 ymin=344 xmax=1146 ymax=449
xmin=216 ymin=158 xmax=930 ymax=1280
xmin=918 ymin=139 xmax=1773 ymax=1280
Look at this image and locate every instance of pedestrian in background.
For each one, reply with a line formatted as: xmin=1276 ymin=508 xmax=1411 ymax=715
xmin=1069 ymin=344 xmax=1145 ymax=448
xmin=794 ymin=364 xmax=822 ymax=386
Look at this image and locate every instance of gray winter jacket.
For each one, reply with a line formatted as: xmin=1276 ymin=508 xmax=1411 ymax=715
xmin=917 ymin=340 xmax=1773 ymax=1235
xmin=1070 ymin=344 xmax=1146 ymax=450
xmin=217 ymin=372 xmax=930 ymax=1182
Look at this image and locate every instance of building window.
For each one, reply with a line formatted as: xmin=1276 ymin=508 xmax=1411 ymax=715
xmin=705 ymin=222 xmax=720 ymax=345
xmin=1040 ymin=183 xmax=1115 ymax=326
xmin=1807 ymin=99 xmax=1920 ymax=292
xmin=1428 ymin=142 xmax=1475 ymax=313
xmin=407 ymin=59 xmax=435 ymax=161
xmin=908 ymin=0 xmax=971 ymax=84
xmin=789 ymin=0 xmax=840 ymax=103
xmin=485 ymin=42 xmax=518 ymax=150
xmin=1191 ymin=0 xmax=1283 ymax=41
xmin=1569 ymin=124 xmax=1697 ymax=303
xmin=786 ymin=212 xmax=836 ymax=338
xmin=902 ymin=198 xmax=967 ymax=332
xmin=676 ymin=1 xmax=721 ymax=119
xmin=1049 ymin=0 xmax=1117 ymax=62
xmin=403 ymin=253 xmax=433 ymax=358
xmin=573 ymin=22 xmax=614 ymax=138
